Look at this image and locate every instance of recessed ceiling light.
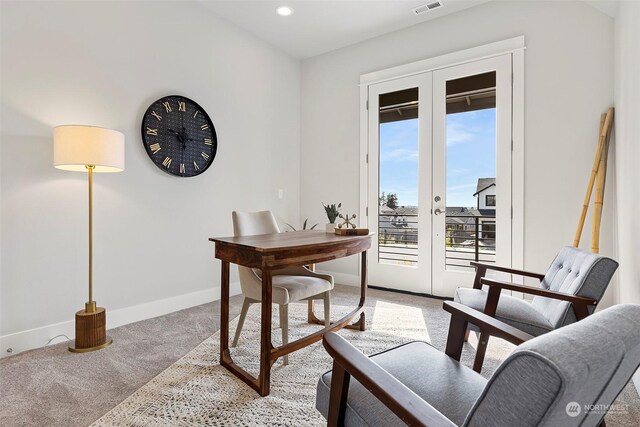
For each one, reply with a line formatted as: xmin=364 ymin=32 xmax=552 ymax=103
xmin=276 ymin=6 xmax=293 ymax=17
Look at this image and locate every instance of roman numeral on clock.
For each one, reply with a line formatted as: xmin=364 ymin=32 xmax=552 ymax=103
xmin=201 ymin=152 xmax=210 ymax=160
xmin=151 ymin=111 xmax=162 ymax=121
xmin=193 ymin=111 xmax=199 ymax=119
xmin=163 ymin=101 xmax=172 ymax=113
xmin=200 ymin=124 xmax=209 ymax=130
xmin=193 ymin=161 xmax=200 ymax=171
xmin=178 ymin=101 xmax=186 ymax=112
xmin=162 ymin=157 xmax=172 ymax=168
xmin=150 ymin=143 xmax=161 ymax=154
xmin=146 ymin=127 xmax=158 ymax=136
xmin=204 ymin=138 xmax=213 ymax=145
xmin=180 ymin=163 xmax=185 ymax=174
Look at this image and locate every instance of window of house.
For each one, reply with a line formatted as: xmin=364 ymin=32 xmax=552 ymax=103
xmin=486 ymin=195 xmax=496 ymax=206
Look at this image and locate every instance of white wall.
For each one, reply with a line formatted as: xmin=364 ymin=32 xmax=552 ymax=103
xmin=0 ymin=0 xmax=301 ymax=352
xmin=301 ymin=1 xmax=616 ymax=294
xmin=614 ymin=0 xmax=640 ymax=306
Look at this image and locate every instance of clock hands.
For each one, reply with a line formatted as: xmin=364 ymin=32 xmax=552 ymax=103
xmin=167 ymin=128 xmax=194 ymax=149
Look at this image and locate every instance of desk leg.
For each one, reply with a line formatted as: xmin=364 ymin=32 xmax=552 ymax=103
xmin=343 ymin=250 xmax=367 ymax=331
xmin=220 ymin=261 xmax=230 ymax=362
xmin=258 ymin=269 xmax=273 ymax=396
xmin=357 ymin=250 xmax=367 ymax=331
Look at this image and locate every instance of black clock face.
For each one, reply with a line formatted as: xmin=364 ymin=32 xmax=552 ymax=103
xmin=141 ymin=95 xmax=217 ymax=177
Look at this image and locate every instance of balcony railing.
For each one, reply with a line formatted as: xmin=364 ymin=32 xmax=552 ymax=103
xmin=378 ymin=212 xmax=496 ymax=270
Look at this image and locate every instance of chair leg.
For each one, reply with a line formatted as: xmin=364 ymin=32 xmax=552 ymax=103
xmin=279 ymin=304 xmax=289 ymax=365
xmin=232 ymin=298 xmax=251 ymax=348
xmin=323 ymin=292 xmax=331 ymax=326
xmin=464 ymin=328 xmax=471 ymax=343
xmin=473 ymin=332 xmax=490 ymax=373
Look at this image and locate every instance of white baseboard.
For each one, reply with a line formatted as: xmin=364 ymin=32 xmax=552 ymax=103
xmin=634 ymin=368 xmax=640 ymax=393
xmin=1 ymin=268 xmax=365 ymax=358
xmin=0 ymin=282 xmax=241 ymax=358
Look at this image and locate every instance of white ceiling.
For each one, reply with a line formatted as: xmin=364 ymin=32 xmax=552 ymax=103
xmin=199 ymin=0 xmax=491 ymax=59
xmin=198 ymin=0 xmax=619 ymax=60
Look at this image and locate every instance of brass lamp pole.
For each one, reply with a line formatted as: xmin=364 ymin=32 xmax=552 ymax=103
xmin=87 ymin=164 xmax=95 ymax=313
xmin=53 ymin=125 xmax=125 ymax=353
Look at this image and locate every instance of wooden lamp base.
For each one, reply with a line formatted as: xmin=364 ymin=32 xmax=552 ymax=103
xmin=68 ymin=305 xmax=113 ymax=353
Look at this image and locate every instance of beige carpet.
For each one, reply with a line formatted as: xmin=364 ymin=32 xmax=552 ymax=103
xmin=3 ymin=286 xmax=637 ymax=426
xmin=90 ymin=300 xmax=518 ymax=426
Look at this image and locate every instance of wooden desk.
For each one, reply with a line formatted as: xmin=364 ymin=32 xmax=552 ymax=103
xmin=210 ymin=231 xmax=372 ymax=396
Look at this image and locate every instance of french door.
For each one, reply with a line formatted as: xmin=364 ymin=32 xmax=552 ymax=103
xmin=366 ymin=54 xmax=513 ymax=297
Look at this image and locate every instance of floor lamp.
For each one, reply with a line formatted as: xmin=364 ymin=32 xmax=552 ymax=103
xmin=54 ymin=125 xmax=125 ymax=353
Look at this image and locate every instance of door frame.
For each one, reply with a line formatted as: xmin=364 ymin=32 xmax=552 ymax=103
xmin=359 ymin=36 xmax=525 ymax=293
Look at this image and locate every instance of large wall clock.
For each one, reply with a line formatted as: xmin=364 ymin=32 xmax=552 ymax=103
xmin=141 ymin=95 xmax=217 ymax=177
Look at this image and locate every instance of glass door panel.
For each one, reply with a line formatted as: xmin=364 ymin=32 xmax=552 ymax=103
xmin=368 ymin=74 xmax=432 ymax=294
xmin=378 ymin=88 xmax=419 ymax=266
xmin=444 ymin=72 xmax=497 ymax=271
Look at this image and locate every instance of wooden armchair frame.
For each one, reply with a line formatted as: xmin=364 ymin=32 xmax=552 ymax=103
xmin=322 ymin=301 xmax=534 ymax=427
xmin=469 ymin=261 xmax=598 ymax=372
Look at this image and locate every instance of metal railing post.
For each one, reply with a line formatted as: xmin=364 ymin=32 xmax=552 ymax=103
xmin=475 ymin=217 xmax=480 ymax=262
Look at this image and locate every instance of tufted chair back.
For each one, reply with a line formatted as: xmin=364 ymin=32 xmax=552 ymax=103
xmin=530 ymin=246 xmax=618 ymax=329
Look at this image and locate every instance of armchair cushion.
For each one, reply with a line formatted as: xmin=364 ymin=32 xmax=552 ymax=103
xmin=455 ymin=288 xmax=553 ymax=337
xmin=316 ymin=341 xmax=487 ymax=426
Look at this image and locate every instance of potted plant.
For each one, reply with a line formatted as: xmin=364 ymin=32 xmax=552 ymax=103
xmin=322 ymin=202 xmax=342 ymax=232
xmin=284 ymin=218 xmax=318 ymax=231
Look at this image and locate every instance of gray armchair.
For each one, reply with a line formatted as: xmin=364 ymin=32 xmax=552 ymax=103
xmin=455 ymin=246 xmax=618 ymax=372
xmin=316 ymin=302 xmax=640 ymax=427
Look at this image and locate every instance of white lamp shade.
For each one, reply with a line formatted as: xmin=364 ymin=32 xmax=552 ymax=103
xmin=54 ymin=125 xmax=125 ymax=172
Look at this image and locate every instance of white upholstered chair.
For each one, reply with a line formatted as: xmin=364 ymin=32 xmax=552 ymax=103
xmin=231 ymin=210 xmax=334 ymax=365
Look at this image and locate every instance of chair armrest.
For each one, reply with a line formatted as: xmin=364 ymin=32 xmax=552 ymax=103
xmin=322 ymin=332 xmax=457 ymax=427
xmin=443 ymin=301 xmax=534 ymax=346
xmin=479 ymin=278 xmax=598 ymax=306
xmin=479 ymin=278 xmax=597 ymax=320
xmin=470 ymin=262 xmax=545 ymax=280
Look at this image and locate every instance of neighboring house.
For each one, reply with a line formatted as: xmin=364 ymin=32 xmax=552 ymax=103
xmin=473 ymin=178 xmax=496 ymax=242
xmin=378 ymin=191 xmax=496 ymax=249
xmin=378 ymin=205 xmax=418 ymax=244
xmin=445 ymin=206 xmax=479 ymax=245
xmin=474 ymin=178 xmax=496 ymax=211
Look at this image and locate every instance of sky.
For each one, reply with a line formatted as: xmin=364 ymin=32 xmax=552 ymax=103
xmin=379 ymin=108 xmax=496 ymax=208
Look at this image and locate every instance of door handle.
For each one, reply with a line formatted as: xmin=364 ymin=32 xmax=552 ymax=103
xmin=434 ymin=208 xmax=443 ymax=215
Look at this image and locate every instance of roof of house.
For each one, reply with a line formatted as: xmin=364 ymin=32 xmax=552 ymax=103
xmin=446 ymin=206 xmax=482 ymax=217
xmin=379 ymin=205 xmax=492 ymax=219
xmin=473 ymin=178 xmax=496 ymax=196
xmin=394 ymin=206 xmax=418 ymax=215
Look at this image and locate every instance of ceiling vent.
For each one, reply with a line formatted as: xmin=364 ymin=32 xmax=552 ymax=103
xmin=412 ymin=1 xmax=443 ymax=15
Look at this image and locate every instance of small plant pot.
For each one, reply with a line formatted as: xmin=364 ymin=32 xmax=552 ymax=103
xmin=325 ymin=223 xmax=336 ymax=233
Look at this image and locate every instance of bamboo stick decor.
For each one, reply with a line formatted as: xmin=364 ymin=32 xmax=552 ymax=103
xmin=591 ymin=109 xmax=614 ymax=253
xmin=573 ymin=108 xmax=614 ymax=253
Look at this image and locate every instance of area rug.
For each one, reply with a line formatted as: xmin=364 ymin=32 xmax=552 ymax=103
xmin=90 ymin=298 xmax=639 ymax=426
xmin=91 ymin=300 xmax=467 ymax=426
